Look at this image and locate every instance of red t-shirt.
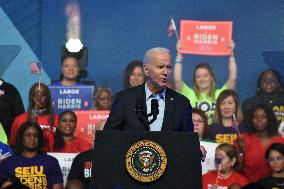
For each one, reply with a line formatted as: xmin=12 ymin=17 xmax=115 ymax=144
xmin=202 ymin=170 xmax=248 ymax=189
xmin=9 ymin=112 xmax=59 ymax=152
xmin=241 ymin=133 xmax=284 ymax=183
xmin=55 ymin=136 xmax=92 ymax=153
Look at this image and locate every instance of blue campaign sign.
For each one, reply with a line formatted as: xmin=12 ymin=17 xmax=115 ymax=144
xmin=49 ymin=86 xmax=94 ymax=114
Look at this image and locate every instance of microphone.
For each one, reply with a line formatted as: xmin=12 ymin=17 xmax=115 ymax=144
xmin=148 ymin=99 xmax=159 ymax=125
xmin=135 ymin=102 xmax=144 ymax=117
xmin=135 ymin=98 xmax=149 ymax=131
xmin=151 ymin=99 xmax=159 ymax=119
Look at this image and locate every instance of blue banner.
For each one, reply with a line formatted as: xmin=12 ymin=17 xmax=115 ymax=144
xmin=49 ymin=86 xmax=94 ymax=114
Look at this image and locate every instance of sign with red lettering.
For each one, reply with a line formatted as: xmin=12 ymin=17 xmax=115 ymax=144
xmin=74 ymin=110 xmax=110 ymax=144
xmin=180 ymin=20 xmax=233 ymax=56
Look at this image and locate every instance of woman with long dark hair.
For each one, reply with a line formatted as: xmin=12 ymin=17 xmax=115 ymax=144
xmin=54 ymin=110 xmax=91 ymax=153
xmin=0 ymin=122 xmax=63 ymax=189
xmin=9 ymin=82 xmax=58 ymax=152
xmin=237 ymin=103 xmax=284 ymax=183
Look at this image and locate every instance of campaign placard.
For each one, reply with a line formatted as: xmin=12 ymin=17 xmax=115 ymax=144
xmin=200 ymin=141 xmax=219 ymax=174
xmin=49 ymin=86 xmax=94 ymax=114
xmin=48 ymin=152 xmax=77 ymax=185
xmin=74 ymin=110 xmax=110 ymax=144
xmin=180 ymin=20 xmax=233 ymax=56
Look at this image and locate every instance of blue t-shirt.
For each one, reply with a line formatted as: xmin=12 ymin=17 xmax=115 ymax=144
xmin=0 ymin=142 xmax=13 ymax=159
xmin=0 ymin=153 xmax=63 ymax=189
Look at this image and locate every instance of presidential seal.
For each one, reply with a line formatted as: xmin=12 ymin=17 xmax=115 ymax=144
xmin=125 ymin=140 xmax=167 ymax=182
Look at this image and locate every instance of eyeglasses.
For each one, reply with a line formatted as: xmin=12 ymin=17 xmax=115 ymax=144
xmin=267 ymin=156 xmax=284 ymax=163
xmin=261 ymin=77 xmax=278 ymax=84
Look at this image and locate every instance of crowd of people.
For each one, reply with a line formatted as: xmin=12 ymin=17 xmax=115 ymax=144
xmin=0 ymin=40 xmax=284 ymax=189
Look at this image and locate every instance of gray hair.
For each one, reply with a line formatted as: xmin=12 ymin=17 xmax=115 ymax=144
xmin=143 ymin=47 xmax=170 ymax=65
xmin=93 ymin=86 xmax=112 ymax=99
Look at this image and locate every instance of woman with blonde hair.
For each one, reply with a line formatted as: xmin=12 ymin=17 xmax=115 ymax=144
xmin=174 ymin=40 xmax=237 ymax=125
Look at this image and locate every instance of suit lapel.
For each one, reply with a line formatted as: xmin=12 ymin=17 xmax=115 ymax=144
xmin=134 ymin=84 xmax=148 ymax=129
xmin=162 ymin=88 xmax=174 ymax=131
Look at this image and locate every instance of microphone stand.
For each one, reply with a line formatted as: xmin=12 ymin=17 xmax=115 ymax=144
xmin=135 ymin=99 xmax=159 ymax=131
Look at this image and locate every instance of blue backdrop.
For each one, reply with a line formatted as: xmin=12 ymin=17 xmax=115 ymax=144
xmin=1 ymin=0 xmax=284 ymax=107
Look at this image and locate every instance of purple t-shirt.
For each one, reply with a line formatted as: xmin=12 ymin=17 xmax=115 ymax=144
xmin=0 ymin=153 xmax=63 ymax=189
xmin=207 ymin=123 xmax=246 ymax=144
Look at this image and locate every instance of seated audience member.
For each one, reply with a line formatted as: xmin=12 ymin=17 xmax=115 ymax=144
xmin=0 ymin=122 xmax=63 ymax=189
xmin=237 ymin=103 xmax=284 ymax=183
xmin=66 ymin=149 xmax=94 ymax=189
xmin=242 ymin=69 xmax=284 ymax=123
xmin=50 ymin=55 xmax=83 ymax=86
xmin=123 ymin=60 xmax=145 ymax=88
xmin=93 ymin=86 xmax=112 ymax=110
xmin=67 ymin=118 xmax=105 ymax=188
xmin=0 ymin=79 xmax=25 ymax=140
xmin=192 ymin=108 xmax=209 ymax=141
xmin=9 ymin=83 xmax=58 ymax=152
xmin=54 ymin=110 xmax=91 ymax=153
xmin=257 ymin=143 xmax=284 ymax=188
xmin=207 ymin=90 xmax=245 ymax=144
xmin=174 ymin=40 xmax=237 ymax=125
xmin=202 ymin=143 xmax=248 ymax=189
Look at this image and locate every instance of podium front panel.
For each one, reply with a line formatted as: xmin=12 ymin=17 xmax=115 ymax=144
xmin=91 ymin=131 xmax=202 ymax=189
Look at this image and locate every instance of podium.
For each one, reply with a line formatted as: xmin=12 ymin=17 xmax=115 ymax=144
xmin=90 ymin=131 xmax=202 ymax=189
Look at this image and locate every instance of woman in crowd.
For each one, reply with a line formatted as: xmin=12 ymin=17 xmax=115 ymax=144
xmin=123 ymin=60 xmax=145 ymax=88
xmin=257 ymin=143 xmax=284 ymax=188
xmin=50 ymin=55 xmax=83 ymax=86
xmin=202 ymin=143 xmax=248 ymax=189
xmin=9 ymin=82 xmax=57 ymax=152
xmin=242 ymin=69 xmax=284 ymax=123
xmin=207 ymin=90 xmax=245 ymax=144
xmin=0 ymin=122 xmax=63 ymax=189
xmin=54 ymin=110 xmax=91 ymax=153
xmin=174 ymin=40 xmax=237 ymax=124
xmin=93 ymin=86 xmax=112 ymax=110
xmin=237 ymin=103 xmax=284 ymax=183
xmin=192 ymin=108 xmax=208 ymax=141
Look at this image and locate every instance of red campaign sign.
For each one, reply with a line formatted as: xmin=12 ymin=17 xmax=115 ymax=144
xmin=180 ymin=20 xmax=233 ymax=56
xmin=74 ymin=110 xmax=110 ymax=144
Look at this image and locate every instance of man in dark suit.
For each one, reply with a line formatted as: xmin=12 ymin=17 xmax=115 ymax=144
xmin=104 ymin=47 xmax=193 ymax=132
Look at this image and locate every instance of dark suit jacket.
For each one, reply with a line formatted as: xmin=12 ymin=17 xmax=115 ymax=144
xmin=104 ymin=84 xmax=193 ymax=132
